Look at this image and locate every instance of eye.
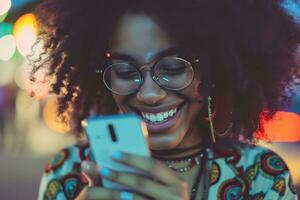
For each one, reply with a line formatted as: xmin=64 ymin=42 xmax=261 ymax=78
xmin=162 ymin=64 xmax=186 ymax=71
xmin=115 ymin=69 xmax=138 ymax=78
xmin=157 ymin=63 xmax=187 ymax=75
xmin=112 ymin=64 xmax=139 ymax=79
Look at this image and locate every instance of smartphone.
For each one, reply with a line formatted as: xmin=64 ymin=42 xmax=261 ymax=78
xmin=84 ymin=113 xmax=150 ymax=190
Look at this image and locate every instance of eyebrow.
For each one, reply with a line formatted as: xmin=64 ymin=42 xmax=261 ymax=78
xmin=107 ymin=47 xmax=179 ymax=63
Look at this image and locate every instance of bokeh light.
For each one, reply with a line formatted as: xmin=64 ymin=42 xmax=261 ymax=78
xmin=13 ymin=13 xmax=38 ymax=57
xmin=14 ymin=60 xmax=51 ymax=100
xmin=281 ymin=0 xmax=300 ymax=22
xmin=0 ymin=22 xmax=13 ymax=37
xmin=0 ymin=34 xmax=16 ymax=61
xmin=256 ymin=111 xmax=300 ymax=142
xmin=14 ymin=90 xmax=76 ymax=155
xmin=0 ymin=12 xmax=8 ymax=23
xmin=0 ymin=0 xmax=11 ymax=16
xmin=0 ymin=23 xmax=15 ymax=61
xmin=43 ymin=97 xmax=71 ymax=134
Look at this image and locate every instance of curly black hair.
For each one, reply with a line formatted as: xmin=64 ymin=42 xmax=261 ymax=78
xmin=31 ymin=0 xmax=300 ymax=141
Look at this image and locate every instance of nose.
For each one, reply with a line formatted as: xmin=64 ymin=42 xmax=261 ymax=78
xmin=136 ymin=72 xmax=167 ymax=105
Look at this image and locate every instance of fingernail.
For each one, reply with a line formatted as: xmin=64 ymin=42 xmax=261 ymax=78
xmin=120 ymin=191 xmax=133 ymax=200
xmin=100 ymin=167 xmax=111 ymax=177
xmin=111 ymin=151 xmax=122 ymax=160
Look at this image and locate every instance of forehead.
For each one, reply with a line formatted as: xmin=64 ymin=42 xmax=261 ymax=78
xmin=110 ymin=13 xmax=175 ymax=63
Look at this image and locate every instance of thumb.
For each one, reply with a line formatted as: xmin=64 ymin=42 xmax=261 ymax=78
xmin=81 ymin=160 xmax=101 ymax=186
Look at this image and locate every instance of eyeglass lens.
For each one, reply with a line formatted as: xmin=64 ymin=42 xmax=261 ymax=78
xmin=102 ymin=57 xmax=194 ymax=95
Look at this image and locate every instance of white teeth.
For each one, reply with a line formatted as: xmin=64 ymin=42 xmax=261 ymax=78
xmin=157 ymin=113 xmax=164 ymax=121
xmin=163 ymin=112 xmax=168 ymax=118
xmin=146 ymin=113 xmax=150 ymax=119
xmin=142 ymin=113 xmax=146 ymax=118
xmin=150 ymin=114 xmax=156 ymax=122
xmin=141 ymin=107 xmax=179 ymax=123
xmin=169 ymin=110 xmax=174 ymax=116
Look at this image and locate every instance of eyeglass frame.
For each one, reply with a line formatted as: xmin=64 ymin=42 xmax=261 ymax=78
xmin=97 ymin=55 xmax=200 ymax=96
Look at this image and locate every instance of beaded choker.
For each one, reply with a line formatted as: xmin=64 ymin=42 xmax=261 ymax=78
xmin=153 ymin=148 xmax=205 ymax=173
xmin=165 ymin=151 xmax=204 ymax=173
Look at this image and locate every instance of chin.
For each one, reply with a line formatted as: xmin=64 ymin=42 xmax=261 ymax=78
xmin=147 ymin=127 xmax=187 ymax=150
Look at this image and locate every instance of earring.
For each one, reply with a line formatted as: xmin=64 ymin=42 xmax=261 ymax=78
xmin=207 ymin=96 xmax=233 ymax=143
xmin=207 ymin=96 xmax=216 ymax=143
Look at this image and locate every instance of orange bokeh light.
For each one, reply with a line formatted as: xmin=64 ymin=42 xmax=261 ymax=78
xmin=43 ymin=97 xmax=71 ymax=134
xmin=256 ymin=111 xmax=300 ymax=142
xmin=13 ymin=13 xmax=38 ymax=56
xmin=13 ymin=13 xmax=38 ymax=37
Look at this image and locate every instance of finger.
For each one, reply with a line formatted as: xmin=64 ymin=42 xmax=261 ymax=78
xmin=74 ymin=186 xmax=88 ymax=200
xmin=100 ymin=167 xmax=176 ymax=200
xmin=79 ymin=186 xmax=149 ymax=200
xmin=111 ymin=151 xmax=182 ymax=185
xmin=81 ymin=161 xmax=101 ymax=186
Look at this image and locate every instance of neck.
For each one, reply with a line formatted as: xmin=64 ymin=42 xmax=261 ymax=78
xmin=151 ymin=125 xmax=205 ymax=160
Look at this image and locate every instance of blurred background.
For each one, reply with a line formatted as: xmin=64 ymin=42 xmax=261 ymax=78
xmin=0 ymin=0 xmax=300 ymax=199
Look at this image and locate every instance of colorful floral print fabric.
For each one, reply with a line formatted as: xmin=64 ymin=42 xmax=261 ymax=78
xmin=38 ymin=142 xmax=298 ymax=200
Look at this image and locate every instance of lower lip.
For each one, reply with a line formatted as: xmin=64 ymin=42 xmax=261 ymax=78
xmin=145 ymin=107 xmax=183 ymax=133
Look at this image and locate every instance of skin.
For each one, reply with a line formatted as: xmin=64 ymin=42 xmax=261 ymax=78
xmin=77 ymin=155 xmax=189 ymax=200
xmin=110 ymin=13 xmax=205 ymax=151
xmin=77 ymin=13 xmax=208 ymax=199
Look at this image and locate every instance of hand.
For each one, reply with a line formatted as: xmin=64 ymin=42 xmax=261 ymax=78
xmin=76 ymin=160 xmax=136 ymax=200
xmin=76 ymin=152 xmax=189 ymax=200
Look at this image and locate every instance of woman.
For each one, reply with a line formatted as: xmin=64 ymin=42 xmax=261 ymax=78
xmin=33 ymin=0 xmax=300 ymax=199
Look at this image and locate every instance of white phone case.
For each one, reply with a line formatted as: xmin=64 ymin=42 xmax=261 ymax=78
xmin=85 ymin=114 xmax=150 ymax=190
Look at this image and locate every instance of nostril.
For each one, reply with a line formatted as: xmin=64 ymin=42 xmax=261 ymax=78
xmin=136 ymin=74 xmax=167 ymax=105
xmin=136 ymin=91 xmax=166 ymax=105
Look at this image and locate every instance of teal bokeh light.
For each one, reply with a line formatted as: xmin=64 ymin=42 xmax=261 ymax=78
xmin=0 ymin=22 xmax=13 ymax=38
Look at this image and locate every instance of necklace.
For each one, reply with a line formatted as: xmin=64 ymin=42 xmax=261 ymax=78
xmin=165 ymin=152 xmax=204 ymax=173
xmin=152 ymin=145 xmax=208 ymax=199
xmin=153 ymin=148 xmax=205 ymax=173
xmin=163 ymin=150 xmax=207 ymax=199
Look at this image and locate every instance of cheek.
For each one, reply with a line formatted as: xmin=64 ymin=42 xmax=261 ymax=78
xmin=112 ymin=94 xmax=133 ymax=112
xmin=183 ymin=79 xmax=204 ymax=102
xmin=112 ymin=94 xmax=125 ymax=108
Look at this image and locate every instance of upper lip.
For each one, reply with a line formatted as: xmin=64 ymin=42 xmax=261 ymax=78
xmin=129 ymin=102 xmax=184 ymax=114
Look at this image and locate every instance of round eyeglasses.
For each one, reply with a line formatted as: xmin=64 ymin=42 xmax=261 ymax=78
xmin=99 ymin=56 xmax=198 ymax=95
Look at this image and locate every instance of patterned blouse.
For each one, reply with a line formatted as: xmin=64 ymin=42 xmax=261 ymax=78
xmin=38 ymin=142 xmax=298 ymax=200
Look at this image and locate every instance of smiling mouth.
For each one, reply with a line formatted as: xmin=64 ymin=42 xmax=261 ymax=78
xmin=137 ymin=103 xmax=184 ymax=125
